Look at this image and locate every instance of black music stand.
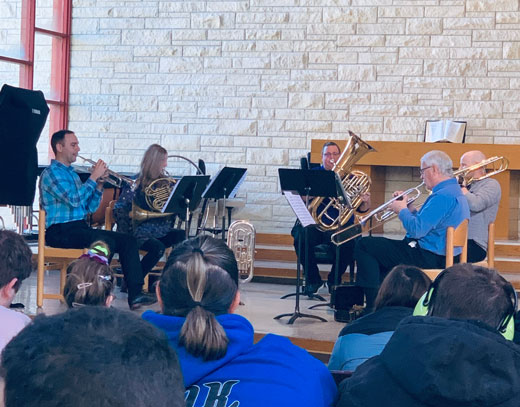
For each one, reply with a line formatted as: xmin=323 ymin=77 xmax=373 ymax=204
xmin=274 ymin=168 xmax=340 ymax=324
xmin=162 ymin=175 xmax=210 ymax=239
xmin=202 ymin=167 xmax=247 ymax=240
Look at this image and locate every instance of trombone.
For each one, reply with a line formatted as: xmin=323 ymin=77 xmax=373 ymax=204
xmin=77 ymin=155 xmax=136 ymax=190
xmin=330 ymin=155 xmax=508 ymax=246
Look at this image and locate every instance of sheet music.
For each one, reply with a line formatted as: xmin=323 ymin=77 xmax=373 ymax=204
xmin=284 ymin=191 xmax=316 ymax=227
xmin=161 ymin=180 xmax=181 ymax=213
xmin=229 ymin=169 xmax=247 ymax=199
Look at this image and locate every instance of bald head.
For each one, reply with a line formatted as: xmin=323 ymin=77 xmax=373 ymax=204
xmin=460 ymin=150 xmax=486 ymax=178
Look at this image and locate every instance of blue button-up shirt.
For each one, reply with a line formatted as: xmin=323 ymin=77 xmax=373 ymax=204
xmin=39 ymin=160 xmax=102 ymax=228
xmin=399 ymin=178 xmax=470 ymax=256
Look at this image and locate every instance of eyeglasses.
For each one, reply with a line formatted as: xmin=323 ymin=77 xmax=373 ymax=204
xmin=323 ymin=152 xmax=340 ymax=158
xmin=419 ymin=166 xmax=432 ymax=175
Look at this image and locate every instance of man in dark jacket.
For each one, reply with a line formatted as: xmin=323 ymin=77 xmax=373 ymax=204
xmin=337 ymin=263 xmax=520 ymax=407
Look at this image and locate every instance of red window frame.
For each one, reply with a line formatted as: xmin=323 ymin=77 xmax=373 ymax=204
xmin=0 ymin=0 xmax=72 ymax=137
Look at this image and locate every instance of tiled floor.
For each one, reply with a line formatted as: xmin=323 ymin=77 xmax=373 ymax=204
xmin=15 ymin=269 xmax=345 ymax=344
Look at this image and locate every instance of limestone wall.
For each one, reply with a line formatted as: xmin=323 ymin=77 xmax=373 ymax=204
xmin=3 ymin=0 xmax=520 ymax=233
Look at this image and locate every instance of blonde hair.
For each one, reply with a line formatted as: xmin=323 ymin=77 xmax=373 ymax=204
xmin=137 ymin=144 xmax=168 ymax=189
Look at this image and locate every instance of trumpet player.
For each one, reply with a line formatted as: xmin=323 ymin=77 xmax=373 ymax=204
xmin=292 ymin=141 xmax=371 ymax=295
xmin=114 ymin=144 xmax=185 ymax=280
xmin=39 ymin=130 xmax=156 ymax=310
xmin=459 ymin=151 xmax=501 ymax=262
xmin=354 ymin=151 xmax=470 ymax=312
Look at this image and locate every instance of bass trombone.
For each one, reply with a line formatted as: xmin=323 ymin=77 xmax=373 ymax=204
xmin=77 ymin=155 xmax=136 ymax=190
xmin=330 ymin=155 xmax=508 ymax=246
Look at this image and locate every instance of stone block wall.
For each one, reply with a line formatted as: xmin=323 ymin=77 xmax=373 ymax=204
xmin=3 ymin=0 xmax=520 ymax=233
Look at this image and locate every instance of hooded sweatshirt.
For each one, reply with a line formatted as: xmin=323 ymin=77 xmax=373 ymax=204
xmin=143 ymin=311 xmax=337 ymax=407
xmin=337 ymin=316 xmax=520 ymax=407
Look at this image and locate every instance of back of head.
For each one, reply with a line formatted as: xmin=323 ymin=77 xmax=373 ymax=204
xmin=375 ymin=265 xmax=431 ymax=311
xmin=1 ymin=307 xmax=184 ymax=407
xmin=429 ymin=264 xmax=515 ymax=331
xmin=421 ymin=150 xmax=453 ymax=177
xmin=160 ymin=235 xmax=239 ymax=361
xmin=64 ymin=241 xmax=113 ymax=308
xmin=0 ymin=230 xmax=33 ymax=291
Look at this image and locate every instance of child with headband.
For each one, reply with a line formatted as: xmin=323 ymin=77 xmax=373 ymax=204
xmin=64 ymin=241 xmax=115 ymax=308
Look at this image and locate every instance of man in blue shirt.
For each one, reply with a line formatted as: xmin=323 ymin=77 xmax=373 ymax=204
xmin=354 ymin=150 xmax=470 ymax=311
xmin=39 ymin=130 xmax=156 ymax=310
xmin=292 ymin=141 xmax=370 ymax=295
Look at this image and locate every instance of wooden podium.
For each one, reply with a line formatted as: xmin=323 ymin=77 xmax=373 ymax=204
xmin=311 ymin=140 xmax=520 ymax=239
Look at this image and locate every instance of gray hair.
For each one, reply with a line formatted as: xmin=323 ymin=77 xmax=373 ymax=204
xmin=421 ymin=150 xmax=453 ymax=177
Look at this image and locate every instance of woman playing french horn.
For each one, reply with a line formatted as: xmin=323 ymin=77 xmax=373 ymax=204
xmin=114 ymin=144 xmax=185 ymax=283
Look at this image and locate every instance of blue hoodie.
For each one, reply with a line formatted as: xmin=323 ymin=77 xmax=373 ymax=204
xmin=142 ymin=311 xmax=337 ymax=407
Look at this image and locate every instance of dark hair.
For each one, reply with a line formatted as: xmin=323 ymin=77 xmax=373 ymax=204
xmin=160 ymin=235 xmax=239 ymax=361
xmin=50 ymin=129 xmax=73 ymax=155
xmin=137 ymin=144 xmax=168 ymax=189
xmin=322 ymin=141 xmax=340 ymax=155
xmin=430 ymin=264 xmax=515 ymax=330
xmin=0 ymin=230 xmax=33 ymax=291
xmin=374 ymin=265 xmax=431 ymax=311
xmin=1 ymin=307 xmax=184 ymax=407
xmin=64 ymin=241 xmax=113 ymax=308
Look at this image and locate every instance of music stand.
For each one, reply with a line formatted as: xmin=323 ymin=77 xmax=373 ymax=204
xmin=202 ymin=167 xmax=247 ymax=240
xmin=162 ymin=175 xmax=210 ymax=239
xmin=274 ymin=168 xmax=340 ymax=324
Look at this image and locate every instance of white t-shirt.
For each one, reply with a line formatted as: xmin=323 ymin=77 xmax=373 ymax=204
xmin=0 ymin=305 xmax=31 ymax=353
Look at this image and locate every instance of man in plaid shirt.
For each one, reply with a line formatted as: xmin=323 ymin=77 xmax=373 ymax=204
xmin=39 ymin=130 xmax=156 ymax=310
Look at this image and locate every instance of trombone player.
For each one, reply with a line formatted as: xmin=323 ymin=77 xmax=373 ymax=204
xmin=459 ymin=151 xmax=501 ymax=262
xmin=39 ymin=130 xmax=156 ymax=310
xmin=354 ymin=150 xmax=470 ymax=312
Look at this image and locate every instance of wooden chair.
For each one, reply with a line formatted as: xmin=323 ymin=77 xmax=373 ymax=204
xmin=423 ymin=219 xmax=468 ymax=281
xmin=37 ymin=210 xmax=86 ymax=307
xmin=473 ymin=222 xmax=495 ymax=268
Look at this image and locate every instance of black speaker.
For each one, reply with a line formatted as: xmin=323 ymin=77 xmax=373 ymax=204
xmin=332 ymin=284 xmax=364 ymax=322
xmin=0 ymin=84 xmax=49 ymax=205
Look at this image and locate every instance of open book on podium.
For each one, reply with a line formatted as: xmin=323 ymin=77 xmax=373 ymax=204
xmin=424 ymin=119 xmax=466 ymax=143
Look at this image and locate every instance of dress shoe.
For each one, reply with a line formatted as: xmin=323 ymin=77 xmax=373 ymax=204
xmin=304 ymin=282 xmax=322 ymax=296
xmin=129 ymin=293 xmax=157 ymax=310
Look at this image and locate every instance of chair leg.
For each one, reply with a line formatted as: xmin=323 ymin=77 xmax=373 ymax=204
xmin=60 ymin=262 xmax=68 ymax=301
xmin=143 ymin=274 xmax=149 ymax=292
xmin=37 ymin=260 xmax=44 ymax=308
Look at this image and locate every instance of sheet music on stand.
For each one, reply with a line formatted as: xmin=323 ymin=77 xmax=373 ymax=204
xmin=284 ymin=191 xmax=316 ymax=227
xmin=202 ymin=167 xmax=247 ymax=200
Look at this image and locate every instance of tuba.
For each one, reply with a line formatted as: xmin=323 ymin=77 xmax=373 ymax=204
xmin=227 ymin=220 xmax=256 ymax=283
xmin=308 ymin=131 xmax=376 ymax=232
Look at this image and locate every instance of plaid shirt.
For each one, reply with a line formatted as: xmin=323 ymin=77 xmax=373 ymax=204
xmin=39 ymin=160 xmax=102 ymax=228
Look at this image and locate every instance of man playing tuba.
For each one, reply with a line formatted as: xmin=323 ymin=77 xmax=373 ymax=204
xmin=292 ymin=141 xmax=371 ymax=295
xmin=354 ymin=150 xmax=470 ymax=312
xmin=459 ymin=150 xmax=501 ymax=262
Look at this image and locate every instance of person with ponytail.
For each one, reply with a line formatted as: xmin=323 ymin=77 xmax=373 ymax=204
xmin=142 ymin=235 xmax=337 ymax=407
xmin=63 ymin=241 xmax=115 ymax=308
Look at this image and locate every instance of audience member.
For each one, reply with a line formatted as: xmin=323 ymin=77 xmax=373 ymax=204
xmin=337 ymin=264 xmax=520 ymax=407
xmin=328 ymin=265 xmax=431 ymax=371
xmin=142 ymin=235 xmax=337 ymax=407
xmin=0 ymin=230 xmax=33 ymax=353
xmin=1 ymin=306 xmax=184 ymax=407
xmin=63 ymin=240 xmax=114 ymax=308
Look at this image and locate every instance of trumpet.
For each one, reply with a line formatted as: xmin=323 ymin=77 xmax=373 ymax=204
xmin=330 ymin=155 xmax=508 ymax=246
xmin=77 ymin=155 xmax=136 ymax=190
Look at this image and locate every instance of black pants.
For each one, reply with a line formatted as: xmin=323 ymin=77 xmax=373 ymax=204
xmin=139 ymin=230 xmax=186 ymax=276
xmin=46 ymin=220 xmax=143 ymax=302
xmin=292 ymin=223 xmax=355 ymax=286
xmin=354 ymin=236 xmax=446 ymax=289
xmin=467 ymin=239 xmax=487 ymax=263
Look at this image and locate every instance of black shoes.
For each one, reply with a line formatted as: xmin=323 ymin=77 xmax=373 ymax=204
xmin=304 ymin=282 xmax=323 ymax=296
xmin=128 ymin=293 xmax=157 ymax=310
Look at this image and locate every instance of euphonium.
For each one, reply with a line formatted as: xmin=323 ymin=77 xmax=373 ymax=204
xmin=308 ymin=131 xmax=376 ymax=232
xmin=227 ymin=220 xmax=256 ymax=283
